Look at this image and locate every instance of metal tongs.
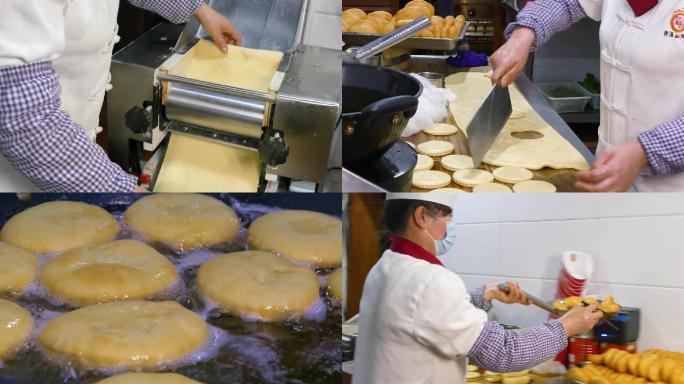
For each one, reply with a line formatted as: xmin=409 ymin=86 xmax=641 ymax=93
xmin=346 ymin=16 xmax=432 ymax=62
xmin=497 ymin=283 xmax=619 ymax=331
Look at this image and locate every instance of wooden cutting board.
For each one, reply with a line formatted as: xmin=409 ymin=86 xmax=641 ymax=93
xmin=405 ymin=117 xmax=583 ymax=192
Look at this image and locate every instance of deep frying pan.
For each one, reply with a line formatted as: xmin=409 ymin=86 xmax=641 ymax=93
xmin=0 ymin=193 xmax=342 ymax=384
xmin=342 ymin=62 xmax=422 ymax=168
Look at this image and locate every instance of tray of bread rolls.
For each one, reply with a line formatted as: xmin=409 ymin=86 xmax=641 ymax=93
xmin=342 ymin=0 xmax=469 ymax=51
xmin=567 ymin=348 xmax=684 ymax=384
xmin=0 ymin=193 xmax=342 ymax=384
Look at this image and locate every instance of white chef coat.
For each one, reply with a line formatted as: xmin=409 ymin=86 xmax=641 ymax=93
xmin=0 ymin=0 xmax=119 ymax=191
xmin=578 ymin=0 xmax=684 ymax=191
xmin=352 ymin=248 xmax=488 ymax=384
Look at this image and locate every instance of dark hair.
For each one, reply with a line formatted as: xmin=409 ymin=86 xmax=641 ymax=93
xmin=382 ymin=199 xmax=452 ymax=237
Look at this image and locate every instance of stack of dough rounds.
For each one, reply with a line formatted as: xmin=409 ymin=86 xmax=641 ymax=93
xmin=40 ymin=240 xmax=179 ymax=307
xmin=492 ymin=166 xmax=534 ymax=184
xmin=416 ymin=140 xmax=454 ymax=157
xmin=473 ymin=183 xmax=512 ymax=193
xmin=327 ymin=268 xmax=343 ymax=301
xmin=96 ymin=373 xmax=203 ymax=384
xmin=0 ymin=201 xmax=119 ymax=254
xmin=415 ymin=154 xmax=434 ymax=170
xmin=440 ymin=154 xmax=474 ymax=171
xmin=452 ymin=169 xmax=494 ymax=187
xmin=412 ymin=170 xmax=451 ymax=189
xmin=0 ymin=299 xmax=33 ymax=359
xmin=247 ymin=210 xmax=342 ymax=267
xmin=197 ymin=251 xmax=320 ymax=322
xmin=422 ymin=123 xmax=459 ymax=136
xmin=124 ymin=194 xmax=240 ymax=251
xmin=512 ymin=180 xmax=557 ymax=193
xmin=429 ymin=188 xmax=467 ymax=193
xmin=38 ymin=301 xmax=208 ymax=369
xmin=0 ymin=242 xmax=36 ymax=292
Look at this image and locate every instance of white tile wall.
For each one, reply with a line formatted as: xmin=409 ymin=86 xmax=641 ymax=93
xmin=302 ymin=0 xmax=341 ymax=50
xmin=441 ymin=194 xmax=684 ymax=352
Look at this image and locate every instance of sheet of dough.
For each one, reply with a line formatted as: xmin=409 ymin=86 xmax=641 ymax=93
xmin=156 ymin=40 xmax=283 ymax=191
xmin=445 ymin=71 xmax=589 ymax=171
xmin=154 ymin=133 xmax=260 ymax=192
xmin=184 ymin=39 xmax=283 ymax=92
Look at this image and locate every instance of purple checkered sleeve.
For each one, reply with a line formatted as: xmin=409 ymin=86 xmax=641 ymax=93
xmin=467 ymin=320 xmax=567 ymax=372
xmin=504 ymin=0 xmax=587 ymax=50
xmin=638 ymin=116 xmax=684 ymax=176
xmin=469 ymin=286 xmax=493 ymax=312
xmin=128 ymin=0 xmax=203 ymax=24
xmin=0 ymin=62 xmax=137 ymax=192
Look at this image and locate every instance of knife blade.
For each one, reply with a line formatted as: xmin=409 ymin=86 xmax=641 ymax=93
xmin=466 ymin=83 xmax=512 ymax=168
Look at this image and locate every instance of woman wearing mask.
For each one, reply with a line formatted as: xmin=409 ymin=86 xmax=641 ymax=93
xmin=352 ymin=193 xmax=603 ymax=384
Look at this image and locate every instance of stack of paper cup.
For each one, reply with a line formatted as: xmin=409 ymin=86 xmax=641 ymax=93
xmin=556 ymin=251 xmax=594 ymax=298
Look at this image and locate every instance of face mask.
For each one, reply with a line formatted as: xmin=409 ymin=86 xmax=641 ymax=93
xmin=424 ymin=212 xmax=457 ymax=256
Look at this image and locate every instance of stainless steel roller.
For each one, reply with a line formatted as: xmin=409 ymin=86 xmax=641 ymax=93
xmin=165 ymin=82 xmax=265 ymax=139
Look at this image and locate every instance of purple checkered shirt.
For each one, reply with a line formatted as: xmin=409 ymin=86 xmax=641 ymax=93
xmin=505 ymin=0 xmax=684 ymax=177
xmin=467 ymin=285 xmax=567 ymax=372
xmin=0 ymin=0 xmax=202 ymax=192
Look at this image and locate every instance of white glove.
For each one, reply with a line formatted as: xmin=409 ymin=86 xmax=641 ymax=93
xmin=402 ymin=74 xmax=457 ymax=137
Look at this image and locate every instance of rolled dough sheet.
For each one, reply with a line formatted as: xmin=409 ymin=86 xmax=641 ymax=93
xmin=445 ymin=71 xmax=589 ymax=171
xmin=154 ymin=133 xmax=260 ymax=192
xmin=183 ymin=39 xmax=284 ymax=92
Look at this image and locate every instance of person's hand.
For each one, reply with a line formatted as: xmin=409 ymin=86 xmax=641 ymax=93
xmin=134 ymin=185 xmax=148 ymax=192
xmin=195 ymin=3 xmax=242 ymax=53
xmin=489 ymin=27 xmax=535 ymax=87
xmin=575 ymin=140 xmax=648 ymax=192
xmin=484 ymin=281 xmax=529 ymax=305
xmin=558 ymin=304 xmax=603 ymax=336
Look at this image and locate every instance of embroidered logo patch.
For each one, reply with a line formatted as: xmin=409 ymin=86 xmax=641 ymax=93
xmin=664 ymin=8 xmax=684 ymax=38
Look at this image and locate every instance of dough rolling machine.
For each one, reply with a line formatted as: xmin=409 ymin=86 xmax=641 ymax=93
xmin=107 ymin=0 xmax=341 ymax=192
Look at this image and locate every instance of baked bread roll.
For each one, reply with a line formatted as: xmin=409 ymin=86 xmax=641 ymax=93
xmin=367 ymin=10 xmax=393 ymax=22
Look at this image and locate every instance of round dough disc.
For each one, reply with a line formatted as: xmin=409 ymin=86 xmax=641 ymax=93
xmin=405 ymin=141 xmax=416 ymax=149
xmin=0 ymin=299 xmax=33 ymax=359
xmin=248 ymin=210 xmax=342 ymax=267
xmin=38 ymin=301 xmax=208 ymax=369
xmin=415 ymin=154 xmax=434 ymax=171
xmin=493 ymin=166 xmax=534 ymax=184
xmin=510 ymin=110 xmax=526 ymax=119
xmin=197 ymin=251 xmax=320 ymax=322
xmin=473 ymin=183 xmax=512 ymax=193
xmin=96 ymin=373 xmax=202 ymax=384
xmin=328 ymin=268 xmax=343 ymax=301
xmin=440 ymin=154 xmax=474 ymax=171
xmin=41 ymin=240 xmax=179 ymax=307
xmin=422 ymin=123 xmax=459 ymax=136
xmin=0 ymin=201 xmax=119 ymax=254
xmin=452 ymin=169 xmax=494 ymax=187
xmin=429 ymin=188 xmax=468 ymax=193
xmin=124 ymin=194 xmax=240 ymax=251
xmin=0 ymin=242 xmax=36 ymax=292
xmin=416 ymin=140 xmax=455 ymax=157
xmin=512 ymin=180 xmax=557 ymax=193
xmin=412 ymin=170 xmax=451 ymax=189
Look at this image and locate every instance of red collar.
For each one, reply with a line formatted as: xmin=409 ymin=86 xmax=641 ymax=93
xmin=389 ymin=236 xmax=444 ymax=266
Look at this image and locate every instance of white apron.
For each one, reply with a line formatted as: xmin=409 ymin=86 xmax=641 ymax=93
xmin=580 ymin=0 xmax=684 ymax=191
xmin=0 ymin=0 xmax=119 ymax=191
xmin=352 ymin=249 xmax=487 ymax=384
